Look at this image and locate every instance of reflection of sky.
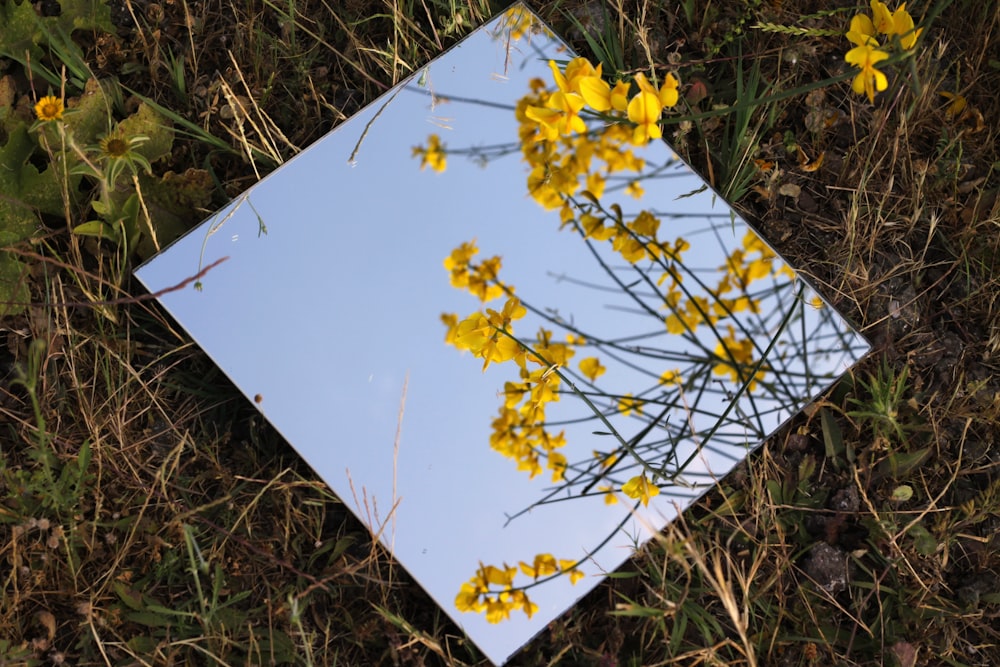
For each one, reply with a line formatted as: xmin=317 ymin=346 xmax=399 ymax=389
xmin=136 ymin=7 xmax=868 ymax=666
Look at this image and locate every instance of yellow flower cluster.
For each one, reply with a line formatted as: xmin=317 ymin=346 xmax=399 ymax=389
xmin=844 ymin=1 xmax=921 ymax=102
xmin=712 ymin=324 xmax=769 ymax=391
xmin=489 ymin=329 xmax=578 ymax=481
xmin=497 ymin=5 xmax=552 ymax=42
xmin=515 ymin=57 xmax=678 ymax=213
xmin=456 ymin=555 xmax=584 ymax=623
xmin=441 ymin=241 xmax=574 ymax=479
xmin=712 ymin=231 xmax=795 ymax=316
xmin=524 ymin=58 xmax=678 ymax=146
xmin=443 ymin=240 xmax=504 ymax=302
xmin=449 ymin=297 xmax=528 ymax=372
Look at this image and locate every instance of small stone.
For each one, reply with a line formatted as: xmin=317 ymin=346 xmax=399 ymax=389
xmin=804 ymin=542 xmax=849 ymax=594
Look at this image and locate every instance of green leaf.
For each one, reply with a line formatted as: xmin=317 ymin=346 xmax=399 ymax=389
xmin=907 ymin=522 xmax=937 ymax=557
xmin=0 ymin=124 xmax=66 ymax=217
xmin=118 ymin=103 xmax=175 ymax=164
xmin=90 ymin=199 xmax=109 ymax=216
xmin=0 ymin=0 xmax=115 ymax=90
xmin=766 ymin=478 xmax=785 ymax=504
xmin=876 ymin=447 xmax=932 ymax=481
xmin=125 ymin=611 xmax=176 ymax=628
xmin=891 ymin=485 xmax=913 ymax=502
xmin=113 ymin=581 xmax=145 ymax=611
xmin=821 ymin=407 xmax=850 ymax=466
xmin=73 ymin=220 xmax=119 ymax=241
xmin=253 ymin=630 xmax=297 ymax=664
xmin=0 ymin=251 xmax=29 ymax=318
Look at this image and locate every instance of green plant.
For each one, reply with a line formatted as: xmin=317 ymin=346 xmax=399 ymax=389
xmin=847 ymin=359 xmax=913 ymax=445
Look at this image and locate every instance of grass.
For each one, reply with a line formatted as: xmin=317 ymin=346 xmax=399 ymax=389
xmin=1 ymin=0 xmax=999 ymax=664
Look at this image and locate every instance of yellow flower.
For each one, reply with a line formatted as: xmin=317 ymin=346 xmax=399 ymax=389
xmin=627 ymin=88 xmax=662 ymax=145
xmin=940 ymin=91 xmax=967 ymax=118
xmin=622 ymin=474 xmax=660 ymax=507
xmin=846 ymin=13 xmax=878 ymax=46
xmin=33 ymin=95 xmax=64 ymax=121
xmin=870 ymin=0 xmax=895 ymax=33
xmin=845 ymin=43 xmax=890 ymax=102
xmin=486 ymin=296 xmax=526 ymax=331
xmin=658 ymin=73 xmax=680 ymax=108
xmin=891 ymin=4 xmax=921 ymax=49
xmin=578 ymin=356 xmax=606 ymax=382
xmin=867 ymin=2 xmax=921 ymax=48
xmin=98 ymin=130 xmax=131 ymax=158
xmin=578 ymin=74 xmax=612 ymax=112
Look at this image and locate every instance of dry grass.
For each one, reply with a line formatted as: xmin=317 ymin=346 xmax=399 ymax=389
xmin=1 ymin=0 xmax=998 ymax=664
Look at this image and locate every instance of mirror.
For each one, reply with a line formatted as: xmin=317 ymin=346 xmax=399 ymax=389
xmin=135 ymin=5 xmax=869 ymax=664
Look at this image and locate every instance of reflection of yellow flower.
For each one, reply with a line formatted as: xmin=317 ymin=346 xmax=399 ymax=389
xmin=520 ymin=553 xmax=558 ymax=579
xmin=526 ymin=91 xmax=586 ymax=140
xmin=441 ymin=312 xmax=459 ymax=345
xmin=713 ymin=325 xmax=767 ymax=390
xmin=618 ymin=393 xmax=644 ymax=416
xmin=412 ymin=134 xmax=447 ymax=172
xmin=34 ymin=95 xmax=64 ymax=121
xmin=502 ymin=6 xmax=534 ymax=40
xmin=485 ymin=597 xmax=510 ymax=623
xmin=659 ymin=369 xmax=682 ymax=385
xmin=455 ymin=582 xmax=486 ymax=613
xmin=559 ymin=559 xmax=585 ymax=584
xmin=622 ymin=474 xmax=660 ymax=507
xmin=845 ymin=43 xmax=889 ymax=102
xmin=578 ymin=356 xmax=606 ymax=381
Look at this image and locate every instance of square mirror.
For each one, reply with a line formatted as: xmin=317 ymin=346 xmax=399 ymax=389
xmin=135 ymin=5 xmax=869 ymax=664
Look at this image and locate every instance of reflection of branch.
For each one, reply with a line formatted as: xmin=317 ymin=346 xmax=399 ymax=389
xmin=348 ymin=87 xmax=404 ymax=166
xmin=402 ymin=84 xmax=517 ymax=112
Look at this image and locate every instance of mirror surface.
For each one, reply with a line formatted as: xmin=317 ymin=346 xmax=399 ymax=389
xmin=135 ymin=6 xmax=869 ymax=664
